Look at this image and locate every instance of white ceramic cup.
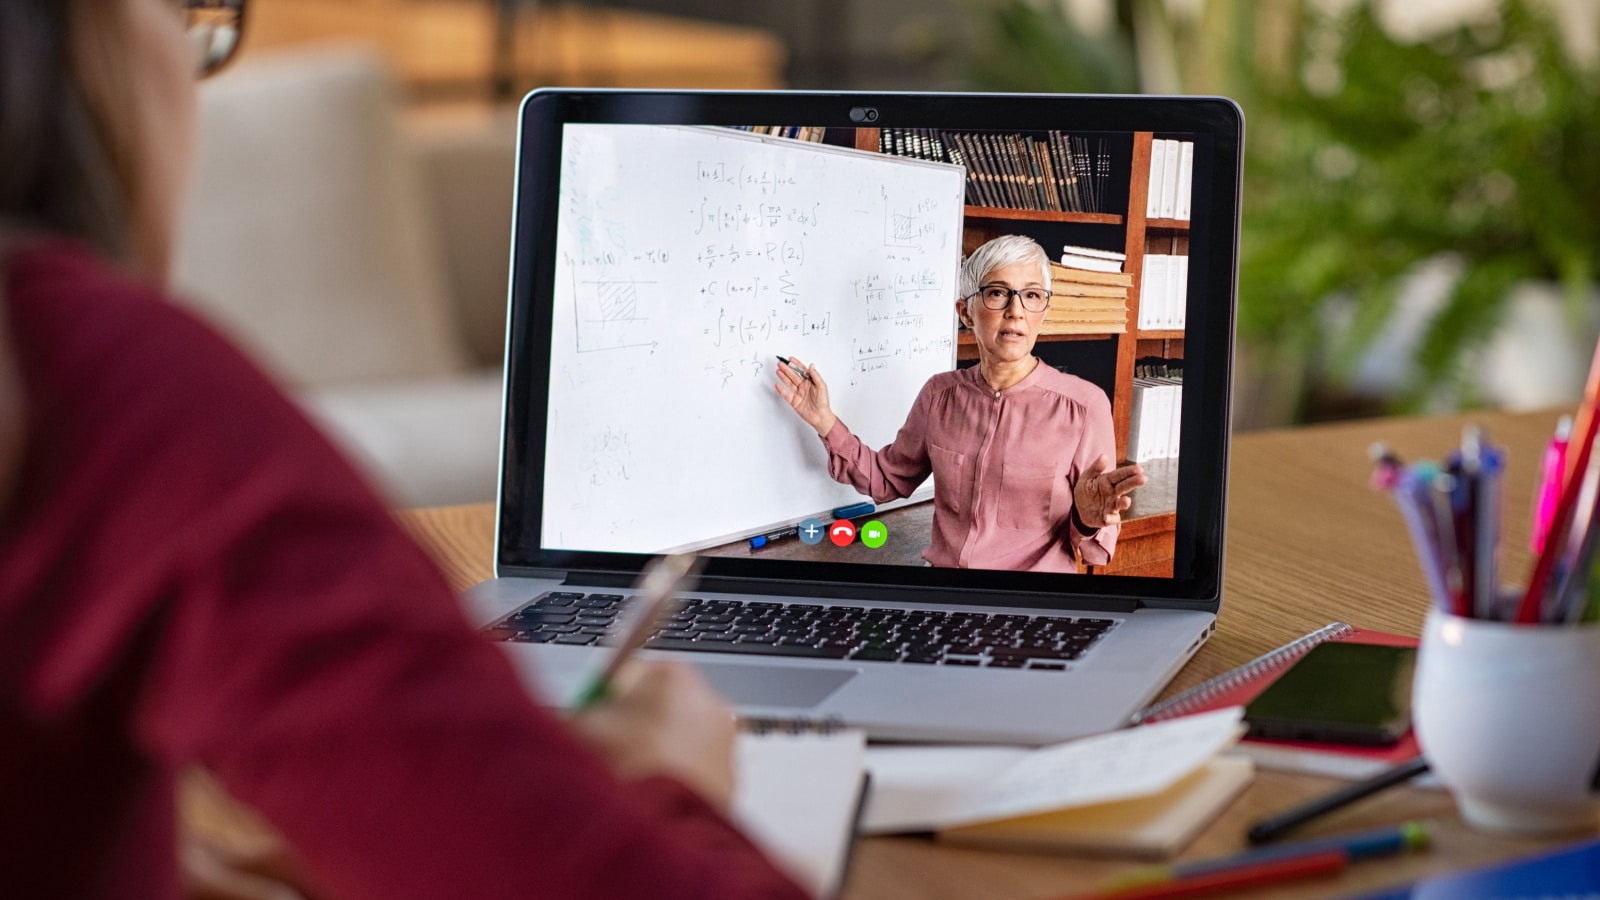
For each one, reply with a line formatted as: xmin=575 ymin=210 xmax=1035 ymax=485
xmin=1413 ymin=609 xmax=1600 ymax=834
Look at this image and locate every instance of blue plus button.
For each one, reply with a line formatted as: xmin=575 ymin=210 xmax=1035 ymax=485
xmin=798 ymin=518 xmax=827 ymax=545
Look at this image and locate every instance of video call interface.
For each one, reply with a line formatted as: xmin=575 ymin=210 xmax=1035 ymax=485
xmin=539 ymin=122 xmax=1198 ymax=578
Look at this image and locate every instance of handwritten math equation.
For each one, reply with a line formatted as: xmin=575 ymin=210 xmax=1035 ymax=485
xmin=695 ymin=161 xmax=799 ymax=197
xmin=691 ymin=200 xmax=821 ymax=237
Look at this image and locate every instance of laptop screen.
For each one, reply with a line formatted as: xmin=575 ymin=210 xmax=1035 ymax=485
xmin=501 ymin=93 xmax=1240 ymax=609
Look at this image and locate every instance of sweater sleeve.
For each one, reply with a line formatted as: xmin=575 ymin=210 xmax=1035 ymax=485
xmin=1064 ymin=391 xmax=1120 ymax=567
xmin=14 ymin=258 xmax=809 ymax=900
xmin=821 ymin=380 xmax=936 ymax=504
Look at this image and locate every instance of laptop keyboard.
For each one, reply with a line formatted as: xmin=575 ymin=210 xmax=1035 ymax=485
xmin=484 ymin=592 xmax=1117 ymax=670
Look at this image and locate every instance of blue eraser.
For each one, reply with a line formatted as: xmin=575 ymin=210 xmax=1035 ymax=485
xmin=749 ymin=535 xmax=768 ymax=549
xmin=832 ymin=502 xmax=875 ymax=519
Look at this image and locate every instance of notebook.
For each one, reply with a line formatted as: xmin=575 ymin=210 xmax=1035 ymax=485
xmin=1133 ymin=622 xmax=1422 ymax=779
xmin=861 ymin=707 xmax=1249 ymax=857
xmin=466 ymin=90 xmax=1246 ymax=745
xmin=938 ymin=756 xmax=1253 ymax=858
xmin=1355 ymin=837 xmax=1600 ymax=899
xmin=733 ymin=724 xmax=868 ymax=898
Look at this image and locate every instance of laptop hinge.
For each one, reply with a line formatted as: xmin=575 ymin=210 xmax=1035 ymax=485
xmin=558 ymin=570 xmax=1141 ymax=613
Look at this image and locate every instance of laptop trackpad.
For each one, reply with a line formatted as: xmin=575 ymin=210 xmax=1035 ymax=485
xmin=693 ymin=663 xmax=855 ymax=709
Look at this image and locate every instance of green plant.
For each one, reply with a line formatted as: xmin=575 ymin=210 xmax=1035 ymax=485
xmin=1242 ymin=0 xmax=1600 ymax=410
xmin=965 ymin=0 xmax=1600 ymax=416
xmin=966 ymin=0 xmax=1140 ymax=94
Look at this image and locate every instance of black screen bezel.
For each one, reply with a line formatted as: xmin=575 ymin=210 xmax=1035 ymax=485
xmin=497 ymin=90 xmax=1240 ymax=612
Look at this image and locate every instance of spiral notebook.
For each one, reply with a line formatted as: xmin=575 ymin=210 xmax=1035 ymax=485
xmin=733 ymin=720 xmax=869 ymax=899
xmin=1132 ymin=622 xmax=1422 ymax=780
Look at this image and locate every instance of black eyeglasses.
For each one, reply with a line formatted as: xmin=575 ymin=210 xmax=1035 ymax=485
xmin=179 ymin=0 xmax=246 ymax=78
xmin=965 ymin=284 xmax=1053 ymax=313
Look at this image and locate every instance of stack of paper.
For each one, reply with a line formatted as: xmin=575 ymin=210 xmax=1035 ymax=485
xmin=862 ymin=708 xmax=1251 ymax=858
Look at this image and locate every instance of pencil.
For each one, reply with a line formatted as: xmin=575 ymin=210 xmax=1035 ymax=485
xmin=569 ymin=554 xmax=702 ymax=709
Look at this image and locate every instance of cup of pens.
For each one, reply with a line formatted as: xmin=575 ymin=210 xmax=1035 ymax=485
xmin=1375 ymin=423 xmax=1600 ymax=835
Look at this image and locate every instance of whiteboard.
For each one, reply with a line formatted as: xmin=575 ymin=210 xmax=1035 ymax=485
xmin=543 ymin=125 xmax=965 ymax=554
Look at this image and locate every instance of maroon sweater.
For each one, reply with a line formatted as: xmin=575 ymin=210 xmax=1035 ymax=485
xmin=0 ymin=241 xmax=808 ymax=899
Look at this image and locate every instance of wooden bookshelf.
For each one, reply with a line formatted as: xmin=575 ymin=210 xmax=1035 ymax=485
xmin=854 ymin=127 xmax=1187 ymax=455
xmin=964 ymin=207 xmax=1124 ymax=225
xmin=856 ymin=126 xmax=1184 ymax=571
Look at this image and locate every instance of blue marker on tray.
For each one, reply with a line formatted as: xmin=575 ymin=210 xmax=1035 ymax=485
xmin=750 ymin=526 xmax=800 ymax=550
xmin=832 ymin=501 xmax=876 ymax=519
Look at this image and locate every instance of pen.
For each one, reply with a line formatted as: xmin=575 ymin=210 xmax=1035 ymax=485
xmin=1060 ymin=852 xmax=1347 ymax=900
xmin=1517 ymin=339 xmax=1600 ymax=623
xmin=1476 ymin=443 xmax=1505 ymax=620
xmin=1430 ymin=472 xmax=1467 ymax=617
xmin=1071 ymin=821 xmax=1431 ymax=900
xmin=1247 ymin=756 xmax=1430 ymax=844
xmin=1531 ymin=415 xmax=1572 ymax=554
xmin=1387 ymin=464 xmax=1451 ymax=610
xmin=1368 ymin=442 xmax=1402 ymax=492
xmin=569 ymin=554 xmax=703 ymax=709
xmin=775 ymin=355 xmax=814 ymax=383
xmin=749 ymin=526 xmax=800 ymax=550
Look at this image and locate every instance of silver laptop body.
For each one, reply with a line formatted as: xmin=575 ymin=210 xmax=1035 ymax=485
xmin=466 ymin=90 xmax=1243 ymax=745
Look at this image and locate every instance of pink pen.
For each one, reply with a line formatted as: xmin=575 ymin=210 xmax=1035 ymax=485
xmin=1531 ymin=415 xmax=1573 ymax=554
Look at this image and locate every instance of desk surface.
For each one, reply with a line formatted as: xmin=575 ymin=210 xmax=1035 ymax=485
xmin=396 ymin=409 xmax=1596 ymax=899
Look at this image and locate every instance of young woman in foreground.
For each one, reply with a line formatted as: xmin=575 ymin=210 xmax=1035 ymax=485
xmin=0 ymin=2 xmax=808 ymax=897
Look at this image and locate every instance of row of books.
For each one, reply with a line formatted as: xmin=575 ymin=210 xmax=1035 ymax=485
xmin=1138 ymin=235 xmax=1189 ymax=331
xmin=876 ymin=128 xmax=1113 ymax=214
xmin=1147 ymin=139 xmax=1194 ymax=221
xmin=1042 ymin=262 xmax=1132 ymax=335
xmin=1128 ymin=359 xmax=1183 ymax=463
xmin=729 ymin=125 xmax=827 ymax=143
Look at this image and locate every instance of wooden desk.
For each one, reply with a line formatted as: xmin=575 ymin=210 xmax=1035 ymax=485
xmin=394 ymin=408 xmax=1597 ymax=899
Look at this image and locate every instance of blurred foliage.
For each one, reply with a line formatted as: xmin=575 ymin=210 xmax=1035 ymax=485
xmin=966 ymin=0 xmax=1600 ymax=415
xmin=1243 ymin=1 xmax=1600 ymax=409
xmin=967 ymin=0 xmax=1140 ymax=93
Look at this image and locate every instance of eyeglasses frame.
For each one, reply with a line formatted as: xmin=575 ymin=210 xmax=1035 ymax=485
xmin=964 ymin=283 xmax=1054 ymax=314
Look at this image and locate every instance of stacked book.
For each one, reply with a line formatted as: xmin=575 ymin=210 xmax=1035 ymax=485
xmin=1044 ymin=259 xmax=1131 ymax=335
xmin=876 ymin=128 xmax=1112 ymax=213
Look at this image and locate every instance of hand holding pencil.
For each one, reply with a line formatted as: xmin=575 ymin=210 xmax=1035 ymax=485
xmin=567 ymin=554 xmax=738 ymax=810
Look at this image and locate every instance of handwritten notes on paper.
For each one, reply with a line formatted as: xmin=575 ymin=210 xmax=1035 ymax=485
xmin=862 ymin=707 xmax=1246 ymax=833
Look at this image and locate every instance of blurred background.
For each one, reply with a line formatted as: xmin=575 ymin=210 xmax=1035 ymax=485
xmin=178 ymin=0 xmax=1600 ymax=505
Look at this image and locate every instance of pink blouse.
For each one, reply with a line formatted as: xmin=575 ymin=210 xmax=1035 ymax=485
xmin=823 ymin=361 xmax=1119 ymax=572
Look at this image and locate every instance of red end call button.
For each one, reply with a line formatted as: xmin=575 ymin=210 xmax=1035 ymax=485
xmin=828 ymin=520 xmax=857 ymax=546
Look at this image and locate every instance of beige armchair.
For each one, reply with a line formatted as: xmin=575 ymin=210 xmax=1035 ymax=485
xmin=172 ymin=45 xmax=514 ymax=507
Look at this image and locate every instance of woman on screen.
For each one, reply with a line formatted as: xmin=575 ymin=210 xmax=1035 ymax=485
xmin=776 ymin=234 xmax=1144 ymax=572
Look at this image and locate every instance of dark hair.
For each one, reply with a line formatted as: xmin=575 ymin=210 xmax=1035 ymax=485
xmin=0 ymin=0 xmax=136 ymax=260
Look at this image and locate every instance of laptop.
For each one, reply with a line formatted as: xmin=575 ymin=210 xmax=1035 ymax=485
xmin=465 ymin=90 xmax=1243 ymax=744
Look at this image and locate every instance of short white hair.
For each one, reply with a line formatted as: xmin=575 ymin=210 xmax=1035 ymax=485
xmin=959 ymin=235 xmax=1052 ymax=312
